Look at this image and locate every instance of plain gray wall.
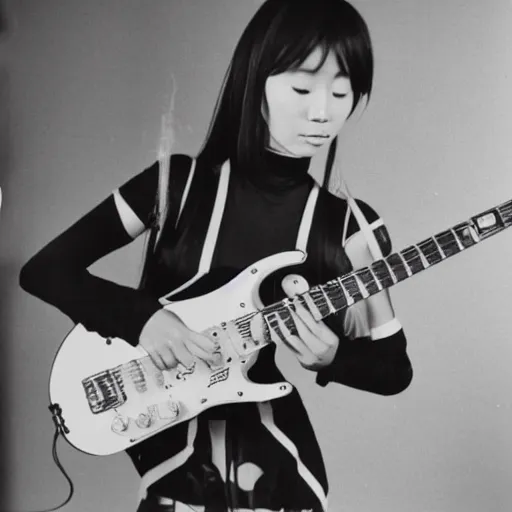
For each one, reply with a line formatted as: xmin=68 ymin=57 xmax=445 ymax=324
xmin=2 ymin=1 xmax=512 ymax=511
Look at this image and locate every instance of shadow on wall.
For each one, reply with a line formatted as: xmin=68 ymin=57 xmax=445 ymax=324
xmin=1 ymin=0 xmax=12 ymax=508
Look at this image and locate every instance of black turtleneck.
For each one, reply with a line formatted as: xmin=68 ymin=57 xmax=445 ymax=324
xmin=243 ymin=148 xmax=312 ymax=192
xmin=19 ymin=150 xmax=412 ymax=397
xmin=212 ymin=149 xmax=314 ymax=271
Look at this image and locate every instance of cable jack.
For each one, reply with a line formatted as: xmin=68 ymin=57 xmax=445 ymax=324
xmin=49 ymin=403 xmax=70 ymax=435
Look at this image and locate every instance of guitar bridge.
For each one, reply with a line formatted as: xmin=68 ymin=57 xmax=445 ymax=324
xmin=82 ymin=366 xmax=126 ymax=414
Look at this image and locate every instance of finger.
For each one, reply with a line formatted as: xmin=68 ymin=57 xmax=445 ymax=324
xmin=188 ymin=338 xmax=221 ymax=365
xmin=293 ymin=302 xmax=337 ymax=346
xmin=169 ymin=339 xmax=196 ymax=369
xmin=190 ymin=331 xmax=218 ymax=353
xmin=272 ymin=313 xmax=313 ymax=358
xmin=288 ymin=306 xmax=326 ymax=355
xmin=148 ymin=350 xmax=167 ymax=372
xmin=281 ymin=274 xmax=324 ymax=323
xmin=269 ymin=322 xmax=303 ymax=355
xmin=159 ymin=346 xmax=179 ymax=370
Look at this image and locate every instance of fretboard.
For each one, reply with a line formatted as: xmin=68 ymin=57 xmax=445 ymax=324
xmin=234 ymin=198 xmax=512 ymax=353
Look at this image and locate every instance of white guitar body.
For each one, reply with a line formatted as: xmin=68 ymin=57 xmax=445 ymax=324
xmin=49 ymin=251 xmax=305 ymax=456
xmin=48 ymin=195 xmax=512 ymax=456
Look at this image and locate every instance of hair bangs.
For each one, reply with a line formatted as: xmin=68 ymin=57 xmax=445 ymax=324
xmin=265 ymin=4 xmax=371 ymax=102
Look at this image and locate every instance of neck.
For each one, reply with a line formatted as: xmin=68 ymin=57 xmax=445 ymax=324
xmin=241 ymin=148 xmax=311 ymax=193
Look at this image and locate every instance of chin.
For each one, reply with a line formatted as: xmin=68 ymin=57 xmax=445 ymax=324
xmin=293 ymin=145 xmax=321 ymax=157
xmin=269 ymin=140 xmax=322 ymax=158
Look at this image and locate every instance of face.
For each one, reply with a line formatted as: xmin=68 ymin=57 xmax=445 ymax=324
xmin=263 ymin=46 xmax=354 ymax=157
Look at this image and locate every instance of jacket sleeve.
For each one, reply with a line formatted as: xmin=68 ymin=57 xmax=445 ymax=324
xmin=315 ymin=199 xmax=413 ymax=395
xmin=315 ymin=328 xmax=413 ymax=395
xmin=19 ymin=162 xmax=163 ymax=346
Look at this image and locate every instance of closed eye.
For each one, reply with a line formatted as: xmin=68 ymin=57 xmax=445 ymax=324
xmin=292 ymin=87 xmax=348 ymax=99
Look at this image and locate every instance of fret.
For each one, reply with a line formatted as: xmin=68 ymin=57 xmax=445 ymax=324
xmin=318 ymin=285 xmax=338 ymax=314
xmin=336 ymin=278 xmax=355 ymax=306
xmin=263 ymin=307 xmax=297 ymax=340
xmin=369 ymin=267 xmax=383 ymax=291
xmin=262 ymin=306 xmax=297 ymax=341
xmin=263 ymin=311 xmax=286 ymax=341
xmin=417 ymin=238 xmax=444 ymax=265
xmin=385 ymin=259 xmax=398 ymax=284
xmin=414 ymin=244 xmax=430 ymax=268
xmin=435 ymin=230 xmax=461 ymax=258
xmin=432 ymin=236 xmax=446 ymax=258
xmin=385 ymin=253 xmax=409 ymax=282
xmin=401 ymin=246 xmax=426 ymax=274
xmin=450 ymin=228 xmax=464 ymax=251
xmin=353 ymin=274 xmax=370 ymax=298
xmin=354 ymin=268 xmax=381 ymax=295
xmin=452 ymin=222 xmax=479 ymax=247
xmin=370 ymin=260 xmax=396 ymax=289
xmin=340 ymin=274 xmax=365 ymax=303
xmin=399 ymin=252 xmax=412 ymax=277
xmin=323 ymin=280 xmax=349 ymax=311
xmin=498 ymin=201 xmax=512 ymax=226
xmin=308 ymin=287 xmax=332 ymax=318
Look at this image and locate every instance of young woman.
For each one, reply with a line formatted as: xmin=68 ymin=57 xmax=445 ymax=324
xmin=20 ymin=0 xmax=413 ymax=510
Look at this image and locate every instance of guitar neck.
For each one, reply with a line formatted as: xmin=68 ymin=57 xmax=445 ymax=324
xmin=245 ymin=198 xmax=512 ymax=350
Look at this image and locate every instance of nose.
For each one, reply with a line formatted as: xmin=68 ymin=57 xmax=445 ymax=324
xmin=307 ymin=90 xmax=330 ymax=123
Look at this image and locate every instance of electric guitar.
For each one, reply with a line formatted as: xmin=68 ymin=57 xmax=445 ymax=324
xmin=49 ymin=198 xmax=512 ymax=455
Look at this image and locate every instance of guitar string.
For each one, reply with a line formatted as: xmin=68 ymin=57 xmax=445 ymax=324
xmin=91 ymin=214 xmax=512 ymax=389
xmin=83 ymin=213 xmax=512 ymax=420
xmin=98 ymin=243 xmax=461 ymax=395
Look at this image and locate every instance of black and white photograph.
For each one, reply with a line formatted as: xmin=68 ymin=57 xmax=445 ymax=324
xmin=1 ymin=1 xmax=512 ymax=511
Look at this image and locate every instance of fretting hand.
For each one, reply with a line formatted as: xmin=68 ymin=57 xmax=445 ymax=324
xmin=272 ymin=274 xmax=339 ymax=371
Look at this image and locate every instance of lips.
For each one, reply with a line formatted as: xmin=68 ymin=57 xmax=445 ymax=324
xmin=301 ymin=134 xmax=330 ymax=146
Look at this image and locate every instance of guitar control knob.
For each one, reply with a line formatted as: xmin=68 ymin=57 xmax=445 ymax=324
xmin=167 ymin=400 xmax=180 ymax=419
xmin=111 ymin=415 xmax=129 ymax=434
xmin=136 ymin=412 xmax=152 ymax=429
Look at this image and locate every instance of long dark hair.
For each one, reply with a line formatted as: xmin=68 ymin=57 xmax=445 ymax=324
xmin=140 ymin=0 xmax=374 ymax=289
xmin=198 ymin=0 xmax=374 ymax=185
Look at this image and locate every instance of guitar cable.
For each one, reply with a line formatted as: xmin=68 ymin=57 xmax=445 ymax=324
xmin=3 ymin=405 xmax=75 ymax=512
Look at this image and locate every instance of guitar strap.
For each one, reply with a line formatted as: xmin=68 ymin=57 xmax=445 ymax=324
xmin=341 ymin=178 xmax=384 ymax=260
